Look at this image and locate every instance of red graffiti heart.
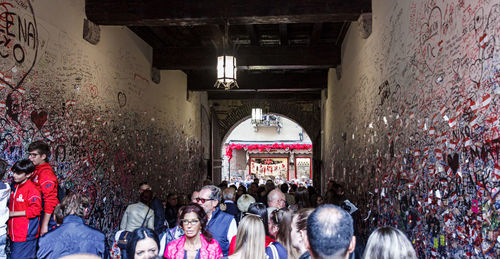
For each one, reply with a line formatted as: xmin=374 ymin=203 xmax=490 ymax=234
xmin=31 ymin=111 xmax=48 ymax=130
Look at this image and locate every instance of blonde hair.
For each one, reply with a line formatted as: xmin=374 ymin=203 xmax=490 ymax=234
xmin=236 ymin=194 xmax=255 ymax=212
xmin=232 ymin=214 xmax=266 ymax=259
xmin=362 ymin=226 xmax=417 ymax=259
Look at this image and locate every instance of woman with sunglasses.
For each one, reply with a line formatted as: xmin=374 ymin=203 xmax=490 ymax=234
xmin=164 ymin=204 xmax=222 ymax=259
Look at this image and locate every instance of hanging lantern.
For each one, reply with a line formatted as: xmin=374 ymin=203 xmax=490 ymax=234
xmin=215 ymin=55 xmax=238 ymax=90
xmin=214 ymin=20 xmax=238 ymax=90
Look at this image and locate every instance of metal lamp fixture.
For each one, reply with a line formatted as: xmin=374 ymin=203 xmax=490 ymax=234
xmin=215 ymin=55 xmax=238 ymax=90
xmin=251 ymin=108 xmax=263 ymax=124
xmin=214 ymin=20 xmax=239 ymax=90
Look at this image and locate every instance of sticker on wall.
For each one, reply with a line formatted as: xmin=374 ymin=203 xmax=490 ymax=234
xmin=117 ymin=91 xmax=126 ymax=108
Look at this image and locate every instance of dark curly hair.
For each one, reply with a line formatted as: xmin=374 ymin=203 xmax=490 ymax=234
xmin=179 ymin=203 xmax=213 ymax=242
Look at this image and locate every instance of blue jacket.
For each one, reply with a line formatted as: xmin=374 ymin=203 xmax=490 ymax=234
xmin=37 ymin=215 xmax=108 ymax=259
xmin=299 ymin=251 xmax=311 ymax=259
xmin=223 ymin=201 xmax=239 ymax=219
xmin=266 ymin=241 xmax=288 ymax=259
xmin=151 ymin=197 xmax=166 ymax=233
xmin=206 ymin=207 xmax=234 ymax=256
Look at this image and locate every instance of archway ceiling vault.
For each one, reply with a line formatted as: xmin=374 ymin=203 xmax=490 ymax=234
xmin=213 ymin=100 xmax=321 ymax=145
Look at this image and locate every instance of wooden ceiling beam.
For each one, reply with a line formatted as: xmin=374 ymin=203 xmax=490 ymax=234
xmin=279 ymin=24 xmax=288 ymax=46
xmin=153 ymin=46 xmax=340 ymax=70
xmin=86 ymin=0 xmax=372 ymax=26
xmin=187 ymin=70 xmax=328 ymax=91
xmin=207 ymin=91 xmax=321 ymax=100
xmin=246 ymin=25 xmax=259 ymax=46
xmin=311 ymin=23 xmax=322 ymax=45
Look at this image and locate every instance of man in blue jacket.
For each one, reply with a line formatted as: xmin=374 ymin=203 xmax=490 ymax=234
xmin=196 ymin=185 xmax=236 ymax=256
xmin=37 ymin=192 xmax=108 ymax=259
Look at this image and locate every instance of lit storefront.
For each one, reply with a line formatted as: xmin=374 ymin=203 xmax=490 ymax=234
xmin=250 ymin=157 xmax=289 ymax=180
xmin=225 ymin=142 xmax=312 ymax=181
xmin=222 ymin=113 xmax=312 ymax=182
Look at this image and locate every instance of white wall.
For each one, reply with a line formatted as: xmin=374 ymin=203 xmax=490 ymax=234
xmin=225 ymin=116 xmax=311 ymax=143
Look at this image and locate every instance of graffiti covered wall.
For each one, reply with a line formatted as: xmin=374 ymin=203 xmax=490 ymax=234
xmin=0 ymin=0 xmax=207 ymax=234
xmin=324 ymin=0 xmax=499 ymax=257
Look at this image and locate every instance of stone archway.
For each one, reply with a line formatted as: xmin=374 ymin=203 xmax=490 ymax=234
xmin=210 ymin=99 xmax=322 ymax=185
xmin=221 ymin=113 xmax=314 ymax=183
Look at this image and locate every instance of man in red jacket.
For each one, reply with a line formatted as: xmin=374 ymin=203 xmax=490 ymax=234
xmin=9 ymin=159 xmax=42 ymax=259
xmin=28 ymin=141 xmax=59 ymax=236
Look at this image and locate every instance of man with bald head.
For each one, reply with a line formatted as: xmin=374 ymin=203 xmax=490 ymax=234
xmin=266 ymin=188 xmax=286 ymax=238
xmin=306 ymin=204 xmax=356 ymax=259
xmin=266 ymin=188 xmax=286 ymax=215
xmin=267 ymin=188 xmax=286 ymax=208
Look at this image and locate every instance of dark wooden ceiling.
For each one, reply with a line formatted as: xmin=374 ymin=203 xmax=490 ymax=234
xmin=85 ymin=0 xmax=371 ymax=100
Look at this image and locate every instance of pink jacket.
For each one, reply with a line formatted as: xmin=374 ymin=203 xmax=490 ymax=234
xmin=164 ymin=234 xmax=222 ymax=259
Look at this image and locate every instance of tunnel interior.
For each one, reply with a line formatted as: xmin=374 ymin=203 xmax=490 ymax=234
xmin=0 ymin=0 xmax=499 ymax=257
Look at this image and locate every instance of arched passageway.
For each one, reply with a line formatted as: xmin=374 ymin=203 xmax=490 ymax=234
xmin=221 ymin=114 xmax=313 ymax=184
xmin=209 ymin=100 xmax=322 ymax=187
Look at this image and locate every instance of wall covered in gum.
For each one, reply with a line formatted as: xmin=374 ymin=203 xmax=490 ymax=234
xmin=0 ymin=0 xmax=206 ymax=235
xmin=324 ymin=0 xmax=499 ymax=257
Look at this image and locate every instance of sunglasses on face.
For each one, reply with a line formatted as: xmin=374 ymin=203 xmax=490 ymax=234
xmin=195 ymin=197 xmax=215 ymax=204
xmin=180 ymin=219 xmax=200 ymax=225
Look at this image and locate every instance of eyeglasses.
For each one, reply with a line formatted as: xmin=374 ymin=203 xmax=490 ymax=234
xmin=180 ymin=219 xmax=200 ymax=225
xmin=28 ymin=152 xmax=39 ymax=157
xmin=195 ymin=197 xmax=215 ymax=204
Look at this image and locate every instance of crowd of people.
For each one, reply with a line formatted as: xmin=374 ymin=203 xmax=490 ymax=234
xmin=114 ymin=179 xmax=417 ymax=259
xmin=0 ymin=141 xmax=418 ymax=259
